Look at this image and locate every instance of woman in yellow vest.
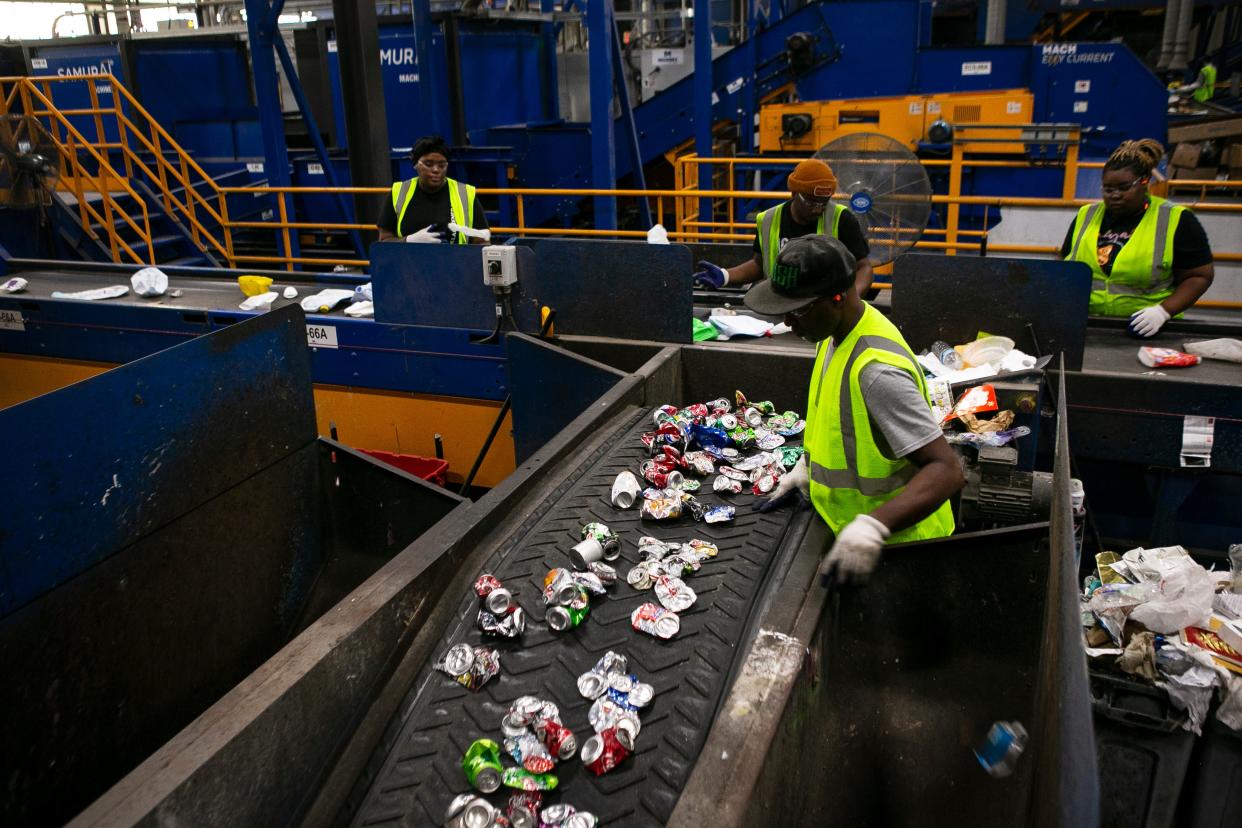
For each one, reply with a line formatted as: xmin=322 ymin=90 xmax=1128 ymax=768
xmin=693 ymin=158 xmax=873 ymax=296
xmin=377 ymin=135 xmax=489 ymax=245
xmin=1062 ymin=139 xmax=1214 ymax=337
xmin=744 ymin=235 xmax=962 ymax=585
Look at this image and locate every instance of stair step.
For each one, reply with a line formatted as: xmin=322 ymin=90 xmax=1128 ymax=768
xmin=130 ymin=234 xmax=185 ymax=256
xmin=162 ymin=255 xmax=210 ymax=268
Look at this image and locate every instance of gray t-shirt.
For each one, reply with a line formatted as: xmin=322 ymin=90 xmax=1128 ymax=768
xmin=858 ymin=362 xmax=943 ymax=460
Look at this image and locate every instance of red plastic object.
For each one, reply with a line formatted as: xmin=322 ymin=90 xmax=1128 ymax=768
xmin=360 ymin=450 xmax=450 ymax=487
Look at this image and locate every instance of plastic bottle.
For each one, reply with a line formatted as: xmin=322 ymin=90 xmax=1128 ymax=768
xmin=975 ymin=720 xmax=1028 ymax=778
xmin=930 ymin=340 xmax=964 ymax=370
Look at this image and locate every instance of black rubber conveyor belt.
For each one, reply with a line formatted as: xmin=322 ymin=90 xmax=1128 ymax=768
xmin=346 ymin=407 xmax=804 ymax=826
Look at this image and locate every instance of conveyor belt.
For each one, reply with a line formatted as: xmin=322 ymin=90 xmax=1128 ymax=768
xmin=345 ymin=407 xmax=804 ymax=826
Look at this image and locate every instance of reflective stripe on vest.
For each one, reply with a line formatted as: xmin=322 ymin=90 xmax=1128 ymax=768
xmin=1066 ymin=196 xmax=1183 ymax=316
xmin=755 ymin=202 xmax=845 ymax=277
xmin=391 ymin=177 xmax=476 ymax=244
xmin=804 ymin=304 xmax=955 ymax=542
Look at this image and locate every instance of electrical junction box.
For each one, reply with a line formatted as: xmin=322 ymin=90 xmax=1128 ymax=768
xmin=482 ymin=245 xmax=518 ymax=287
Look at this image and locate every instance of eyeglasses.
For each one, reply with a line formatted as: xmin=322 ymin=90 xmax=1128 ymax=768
xmin=417 ymin=159 xmax=449 ymax=171
xmin=796 ymin=191 xmax=831 ymax=209
xmin=1101 ymin=177 xmax=1147 ymax=196
xmin=788 ymin=296 xmax=828 ymax=320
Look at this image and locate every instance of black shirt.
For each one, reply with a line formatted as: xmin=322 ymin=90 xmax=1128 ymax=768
xmin=751 ymin=203 xmax=871 ymax=263
xmin=1059 ymin=203 xmax=1212 ymax=274
xmin=376 ymin=180 xmax=489 ymax=238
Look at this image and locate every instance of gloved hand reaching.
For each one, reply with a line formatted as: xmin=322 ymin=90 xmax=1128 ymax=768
xmin=753 ymin=455 xmax=810 ymax=512
xmin=693 ymin=260 xmax=730 ymax=289
xmin=819 ymin=514 xmax=891 ymax=586
xmin=405 ymin=224 xmax=450 ymax=244
xmin=1128 ymin=304 xmax=1171 ymax=338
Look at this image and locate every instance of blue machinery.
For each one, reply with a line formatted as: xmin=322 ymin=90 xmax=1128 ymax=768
xmin=4 ymin=1 xmax=1173 ymax=240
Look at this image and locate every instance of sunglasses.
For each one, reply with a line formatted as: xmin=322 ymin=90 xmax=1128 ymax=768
xmin=1101 ymin=177 xmax=1147 ymax=196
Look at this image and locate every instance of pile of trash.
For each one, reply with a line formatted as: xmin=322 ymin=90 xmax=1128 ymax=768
xmin=1082 ymin=544 xmax=1242 ymax=734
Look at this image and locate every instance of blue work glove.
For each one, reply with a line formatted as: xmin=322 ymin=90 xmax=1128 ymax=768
xmin=693 ymin=260 xmax=729 ymax=289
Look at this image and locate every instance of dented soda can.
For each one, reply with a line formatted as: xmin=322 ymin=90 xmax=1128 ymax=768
xmin=682 ymin=451 xmax=716 ymax=477
xmin=728 ymin=427 xmax=758 ymax=448
xmin=541 ymin=804 xmax=575 ymax=825
xmin=484 ymin=587 xmax=513 ymax=615
xmin=446 ymin=793 xmax=496 ymax=828
xmin=611 ymin=470 xmax=642 ymax=509
xmin=503 ymin=696 xmax=546 ymax=732
xmin=538 ymin=717 xmax=579 ymax=760
xmin=478 ymin=606 xmax=526 ymax=638
xmin=718 ymin=465 xmax=750 ymax=482
xmin=631 ymin=602 xmax=680 ymax=638
xmin=581 ymin=727 xmax=633 ymax=776
xmin=505 ymin=791 xmax=542 ymax=828
xmin=463 ymin=738 xmax=505 ymax=793
xmin=742 ymin=407 xmax=764 ymax=428
xmin=438 ymin=644 xmax=500 ymax=692
xmin=578 ymin=670 xmax=609 ymax=699
xmin=505 ymin=732 xmax=555 ymax=774
xmin=637 ymin=537 xmax=674 ymax=559
xmin=779 ymin=446 xmax=806 ymax=467
xmin=718 ymin=413 xmax=739 ymax=431
xmin=502 ymin=766 xmax=558 ymax=791
xmin=707 ymin=397 xmax=732 ymax=412
xmin=654 ymin=575 xmax=697 ymax=612
xmin=640 ymin=495 xmax=682 ymax=520
xmin=652 ymin=404 xmax=679 ymax=427
xmin=689 ymin=422 xmax=730 ymax=449
xmin=571 ymin=571 xmax=608 ymax=597
xmin=543 ymin=568 xmax=580 ymax=606
xmin=626 ymin=562 xmax=658 ymax=590
xmin=641 ymin=460 xmax=684 ymax=490
xmin=704 ymin=504 xmax=736 ymax=524
xmin=662 ymin=551 xmax=699 ymax=577
xmin=474 ymin=574 xmax=503 ymax=599
xmin=594 ymin=651 xmax=628 ymax=675
xmin=688 ymin=538 xmax=719 ymax=558
xmin=752 ymin=468 xmax=781 ymax=495
xmin=755 ymin=429 xmax=786 ymax=450
xmin=713 ymin=475 xmax=744 ymax=495
xmin=569 ymin=537 xmax=604 ymax=570
xmin=778 ymin=419 xmax=806 ymax=437
xmin=628 ymin=682 xmax=655 ymax=708
xmin=547 ymin=602 xmax=590 ymax=631
xmin=567 ymin=586 xmax=590 ymax=610
xmin=588 ymin=561 xmax=618 ymax=585
xmin=564 ymin=812 xmax=599 ymax=828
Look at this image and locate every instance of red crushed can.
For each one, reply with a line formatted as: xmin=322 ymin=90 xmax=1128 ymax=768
xmin=537 ymin=717 xmax=579 ymax=760
xmin=581 ymin=727 xmax=633 ymax=776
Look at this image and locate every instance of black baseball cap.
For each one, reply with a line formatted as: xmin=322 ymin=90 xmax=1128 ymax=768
xmin=744 ymin=235 xmax=857 ymax=316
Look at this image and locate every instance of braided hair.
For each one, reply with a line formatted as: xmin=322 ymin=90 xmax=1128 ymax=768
xmin=1104 ymin=139 xmax=1164 ymax=178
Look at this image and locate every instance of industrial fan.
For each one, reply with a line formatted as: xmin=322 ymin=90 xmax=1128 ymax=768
xmin=0 ymin=114 xmax=61 ymax=210
xmin=815 ymin=132 xmax=931 ymax=266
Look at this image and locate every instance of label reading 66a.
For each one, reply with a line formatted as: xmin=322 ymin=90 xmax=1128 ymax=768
xmin=0 ymin=309 xmax=25 ymax=331
xmin=306 ymin=324 xmax=338 ymax=349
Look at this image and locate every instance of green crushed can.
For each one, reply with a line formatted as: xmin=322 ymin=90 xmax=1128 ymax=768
xmin=462 ymin=738 xmax=503 ymax=793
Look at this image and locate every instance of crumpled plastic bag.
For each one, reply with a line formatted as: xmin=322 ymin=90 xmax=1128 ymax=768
xmin=647 ymin=224 xmax=670 ymax=244
xmin=1159 ymin=646 xmax=1230 ymax=735
xmin=131 ymin=266 xmax=168 ymax=297
xmin=3 ymin=276 xmax=28 ymax=293
xmin=1184 ymin=338 xmax=1242 ymax=364
xmin=1215 ymin=672 xmax=1242 ymax=732
xmin=1129 ymin=556 xmax=1216 ymax=633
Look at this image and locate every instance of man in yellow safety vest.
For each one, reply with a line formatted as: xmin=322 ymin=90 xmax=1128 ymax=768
xmin=746 ymin=235 xmax=962 ymax=585
xmin=378 ymin=135 xmax=490 ymax=245
xmin=694 ymin=158 xmax=873 ymax=296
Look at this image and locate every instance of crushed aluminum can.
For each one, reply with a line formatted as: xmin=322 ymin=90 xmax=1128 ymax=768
xmin=683 ymin=451 xmax=716 ymax=477
xmin=689 ymin=422 xmax=730 ymax=448
xmin=728 ymin=426 xmax=758 ymax=448
xmin=778 ymin=419 xmax=806 ymax=437
xmin=543 ymin=568 xmax=580 ymax=606
xmin=564 ymin=812 xmax=599 ymax=828
xmin=582 ymin=727 xmax=633 ymax=776
xmin=719 ymin=413 xmax=739 ymax=430
xmin=594 ymin=651 xmax=629 ymax=675
xmin=504 ymin=696 xmax=547 ymax=730
xmin=652 ymin=404 xmax=679 ymax=426
xmin=484 ymin=588 xmax=513 ymax=615
xmin=606 ymin=686 xmax=639 ymax=711
xmin=547 ymin=602 xmax=589 ymax=631
xmin=569 ymin=537 xmax=605 ymax=570
xmin=578 ymin=670 xmax=609 ymax=699
xmin=587 ymin=697 xmax=641 ymax=735
xmin=611 ymin=470 xmax=642 ymax=509
xmin=681 ymin=402 xmax=709 ymax=420
xmin=717 ymin=465 xmax=750 ymax=482
xmin=570 ymin=572 xmax=607 ymax=597
xmin=628 ymin=682 xmax=655 ymax=708
xmin=752 ymin=467 xmax=781 ymax=495
xmin=654 ymin=575 xmax=697 ymax=612
xmin=688 ymin=538 xmax=719 ymax=559
xmin=478 ymin=606 xmax=526 ymax=638
xmin=588 ymin=561 xmax=618 ymax=585
xmin=640 ymin=494 xmax=682 ymax=520
xmin=778 ymin=446 xmax=806 ymax=468
xmin=506 ymin=791 xmax=542 ymax=828
xmin=626 ymin=562 xmax=657 ymax=590
xmin=614 ymin=712 xmax=641 ymax=746
xmin=707 ymin=397 xmax=731 ymax=413
xmin=641 ymin=460 xmax=684 ymax=490
xmin=663 ymin=551 xmax=701 ymax=577
xmin=608 ymin=671 xmax=636 ymax=694
xmin=462 ymin=739 xmax=505 ymax=793
xmin=732 ymin=451 xmax=774 ymax=472
xmin=567 ymin=586 xmax=591 ymax=610
xmin=735 ymin=389 xmax=750 ymax=410
xmin=541 ymin=803 xmax=575 ymax=825
xmin=501 ymin=767 xmax=558 ymax=791
xmin=755 ymin=428 xmax=786 ymax=450
xmin=538 ymin=717 xmax=578 ymax=760
xmin=437 ymin=644 xmax=500 ymax=691
xmin=637 ymin=537 xmax=674 ymax=559
xmin=505 ymin=732 xmax=555 ymax=774
xmin=684 ymin=498 xmax=706 ymax=522
xmin=679 ymin=478 xmax=701 ymax=492
xmin=754 ymin=399 xmax=777 ymax=415
xmin=631 ymin=602 xmax=680 ymax=638
xmin=446 ymin=792 xmax=495 ymax=826
xmin=742 ymin=406 xmax=764 ymax=428
xmin=473 ymin=573 xmax=503 ymax=598
xmin=704 ymin=504 xmax=736 ymax=524
xmin=713 ymin=475 xmax=743 ymax=495
xmin=582 ymin=522 xmax=618 ymax=545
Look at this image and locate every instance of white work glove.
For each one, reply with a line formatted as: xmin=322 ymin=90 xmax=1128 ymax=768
xmin=405 ymin=224 xmax=447 ymax=244
xmin=753 ymin=455 xmax=809 ymax=512
xmin=1128 ymin=304 xmax=1171 ymax=338
xmin=820 ymin=514 xmax=891 ymax=586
